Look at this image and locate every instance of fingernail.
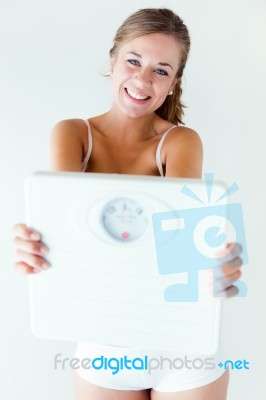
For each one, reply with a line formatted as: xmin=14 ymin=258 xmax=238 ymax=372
xmin=41 ymin=246 xmax=49 ymax=254
xmin=33 ymin=268 xmax=41 ymax=273
xmin=42 ymin=262 xmax=51 ymax=269
xmin=31 ymin=232 xmax=40 ymax=240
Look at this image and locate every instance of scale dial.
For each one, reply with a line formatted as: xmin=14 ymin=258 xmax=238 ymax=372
xmin=101 ymin=197 xmax=148 ymax=241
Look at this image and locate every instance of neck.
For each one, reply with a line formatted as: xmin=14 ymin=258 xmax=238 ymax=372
xmin=101 ymin=106 xmax=159 ymax=144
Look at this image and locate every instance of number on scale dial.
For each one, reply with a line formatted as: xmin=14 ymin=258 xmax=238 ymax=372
xmin=101 ymin=197 xmax=148 ymax=241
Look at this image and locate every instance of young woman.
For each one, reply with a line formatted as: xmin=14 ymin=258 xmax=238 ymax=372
xmin=13 ymin=8 xmax=243 ymax=400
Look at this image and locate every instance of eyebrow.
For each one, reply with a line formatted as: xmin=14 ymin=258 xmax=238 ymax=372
xmin=126 ymin=51 xmax=173 ymax=70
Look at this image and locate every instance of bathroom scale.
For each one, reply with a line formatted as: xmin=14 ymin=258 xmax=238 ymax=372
xmin=24 ymin=171 xmax=232 ymax=355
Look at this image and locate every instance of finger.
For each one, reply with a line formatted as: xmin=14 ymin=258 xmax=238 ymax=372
xmin=218 ymin=261 xmax=243 ymax=279
xmin=14 ymin=223 xmax=41 ymax=241
xmin=14 ymin=261 xmax=43 ymax=274
xmin=207 ymin=267 xmax=241 ymax=287
xmin=222 ymin=268 xmax=242 ymax=284
xmin=14 ymin=236 xmax=49 ymax=256
xmin=214 ymin=285 xmax=239 ymax=299
xmin=15 ymin=249 xmax=51 ymax=270
xmin=207 ymin=268 xmax=242 ymax=295
xmin=213 ymin=272 xmax=241 ymax=293
xmin=213 ymin=257 xmax=243 ymax=278
xmin=215 ymin=242 xmax=243 ymax=264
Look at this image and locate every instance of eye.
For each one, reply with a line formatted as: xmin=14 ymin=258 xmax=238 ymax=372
xmin=127 ymin=59 xmax=140 ymax=66
xmin=154 ymin=68 xmax=168 ymax=76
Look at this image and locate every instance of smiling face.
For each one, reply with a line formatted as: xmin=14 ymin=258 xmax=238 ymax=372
xmin=110 ymin=33 xmax=181 ymax=119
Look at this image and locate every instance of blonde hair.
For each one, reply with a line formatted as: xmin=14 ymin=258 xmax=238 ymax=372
xmin=110 ymin=8 xmax=191 ymax=125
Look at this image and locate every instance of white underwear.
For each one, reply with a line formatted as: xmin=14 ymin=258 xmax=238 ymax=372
xmin=74 ymin=341 xmax=228 ymax=392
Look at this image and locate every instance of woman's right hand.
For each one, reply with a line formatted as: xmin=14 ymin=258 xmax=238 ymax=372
xmin=13 ymin=223 xmax=51 ymax=274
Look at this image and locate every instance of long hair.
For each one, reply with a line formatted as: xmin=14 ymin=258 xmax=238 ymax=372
xmin=110 ymin=8 xmax=191 ymax=125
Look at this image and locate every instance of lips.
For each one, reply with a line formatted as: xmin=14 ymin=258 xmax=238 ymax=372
xmin=125 ymin=88 xmax=151 ymax=102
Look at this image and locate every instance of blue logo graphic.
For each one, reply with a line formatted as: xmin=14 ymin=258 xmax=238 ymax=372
xmin=218 ymin=359 xmax=250 ymax=370
xmin=152 ymin=173 xmax=248 ymax=302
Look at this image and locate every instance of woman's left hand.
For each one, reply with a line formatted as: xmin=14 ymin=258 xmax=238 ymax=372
xmin=207 ymin=242 xmax=243 ymax=299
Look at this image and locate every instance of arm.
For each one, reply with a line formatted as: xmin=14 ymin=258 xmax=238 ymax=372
xmin=165 ymin=128 xmax=243 ymax=299
xmin=49 ymin=119 xmax=84 ymax=172
xmin=164 ymin=128 xmax=203 ymax=179
xmin=14 ymin=119 xmax=84 ymax=274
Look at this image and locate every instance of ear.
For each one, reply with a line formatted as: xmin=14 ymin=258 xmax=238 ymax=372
xmin=170 ymin=76 xmax=180 ymax=93
xmin=109 ymin=53 xmax=115 ymax=74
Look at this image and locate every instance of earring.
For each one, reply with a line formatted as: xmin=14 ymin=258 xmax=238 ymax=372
xmin=168 ymin=90 xmax=173 ymax=95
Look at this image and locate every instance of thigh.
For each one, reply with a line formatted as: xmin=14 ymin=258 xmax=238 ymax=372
xmin=150 ymin=368 xmax=229 ymax=400
xmin=73 ymin=370 xmax=151 ymax=400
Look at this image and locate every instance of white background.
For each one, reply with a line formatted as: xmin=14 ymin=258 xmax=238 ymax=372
xmin=0 ymin=0 xmax=265 ymax=398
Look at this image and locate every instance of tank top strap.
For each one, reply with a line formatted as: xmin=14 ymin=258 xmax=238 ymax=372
xmin=81 ymin=119 xmax=93 ymax=172
xmin=155 ymin=125 xmax=177 ymax=177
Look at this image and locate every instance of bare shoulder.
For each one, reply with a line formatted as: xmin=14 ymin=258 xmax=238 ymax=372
xmin=168 ymin=125 xmax=202 ymax=144
xmin=165 ymin=125 xmax=203 ymax=178
xmin=50 ymin=118 xmax=86 ymax=141
xmin=165 ymin=125 xmax=203 ymax=155
xmin=49 ymin=118 xmax=87 ymax=172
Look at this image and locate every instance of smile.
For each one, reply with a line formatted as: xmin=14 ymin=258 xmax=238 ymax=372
xmin=125 ymin=88 xmax=151 ymax=101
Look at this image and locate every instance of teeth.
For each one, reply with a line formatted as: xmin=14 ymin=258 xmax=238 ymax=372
xmin=127 ymin=89 xmax=149 ymax=100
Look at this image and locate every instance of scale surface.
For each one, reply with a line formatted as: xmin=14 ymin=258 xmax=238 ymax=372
xmin=24 ymin=171 xmax=230 ymax=355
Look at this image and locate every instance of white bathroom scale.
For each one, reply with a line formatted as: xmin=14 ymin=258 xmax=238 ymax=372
xmin=24 ymin=171 xmax=231 ymax=355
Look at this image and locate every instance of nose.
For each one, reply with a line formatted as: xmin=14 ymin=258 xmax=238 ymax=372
xmin=134 ymin=69 xmax=152 ymax=87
